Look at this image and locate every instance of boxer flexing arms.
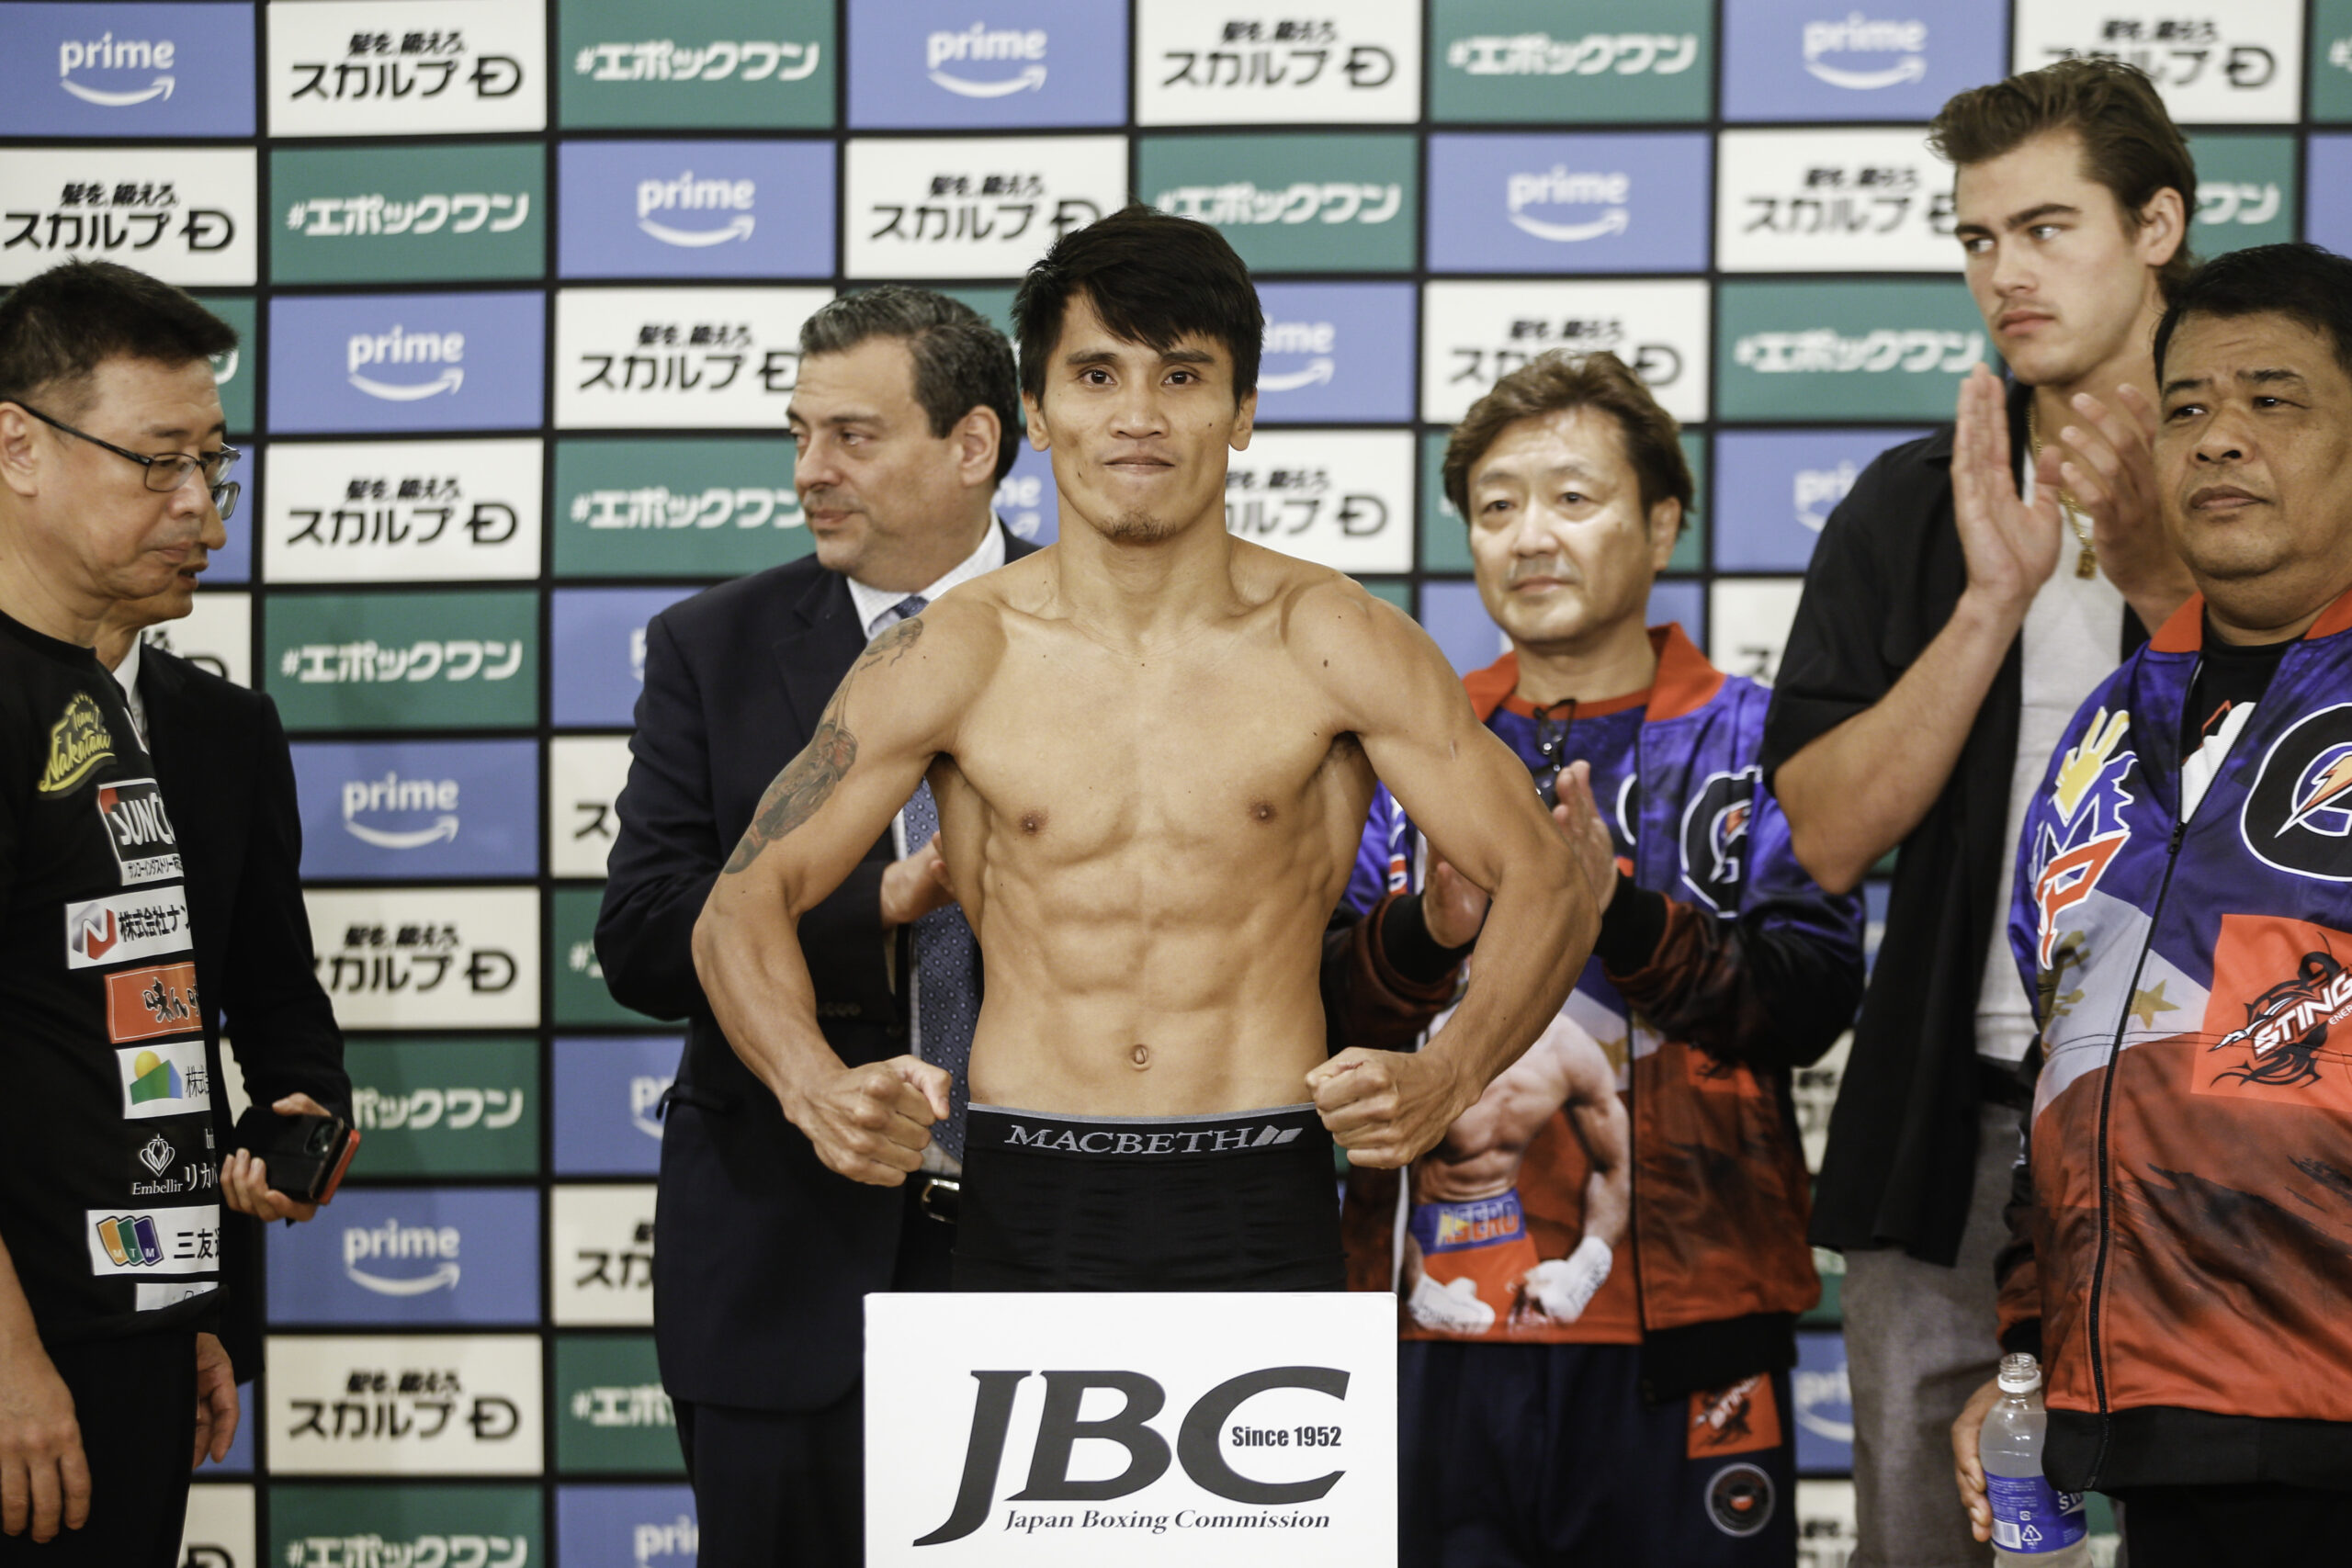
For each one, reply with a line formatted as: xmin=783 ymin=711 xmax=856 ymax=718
xmin=1400 ymin=1007 xmax=1630 ymax=1335
xmin=694 ymin=209 xmax=1595 ymax=1290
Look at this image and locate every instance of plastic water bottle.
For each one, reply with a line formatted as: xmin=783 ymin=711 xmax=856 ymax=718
xmin=1980 ymin=1352 xmax=2090 ymax=1564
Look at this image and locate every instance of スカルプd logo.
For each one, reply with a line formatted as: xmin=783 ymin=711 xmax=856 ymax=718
xmin=927 ymin=22 xmax=1047 ymax=96
xmin=57 ymin=30 xmax=175 ymax=106
xmin=96 ymin=777 xmax=179 ymax=885
xmin=1801 ymin=13 xmax=1928 ymax=90
xmin=1506 ymin=166 xmax=1629 ymax=243
xmin=1679 ymin=767 xmax=1759 ymax=913
xmin=36 ymin=692 xmax=113 ymax=795
xmin=2030 ymin=708 xmax=2137 ymax=969
xmin=2241 ymin=704 xmax=2352 ymax=883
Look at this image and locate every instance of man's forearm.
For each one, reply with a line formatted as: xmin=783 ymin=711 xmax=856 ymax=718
xmin=1422 ymin=865 xmax=1590 ymax=1110
xmin=690 ymin=897 xmax=847 ymax=1118
xmin=0 ymin=1235 xmax=44 ymax=1360
xmin=1778 ymin=589 xmax=2022 ymax=894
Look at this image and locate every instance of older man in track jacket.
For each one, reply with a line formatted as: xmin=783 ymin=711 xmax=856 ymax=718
xmin=1954 ymin=243 xmax=2352 ymax=1564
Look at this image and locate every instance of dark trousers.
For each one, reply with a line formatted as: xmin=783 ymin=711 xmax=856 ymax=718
xmin=2118 ymin=1483 xmax=2352 ymax=1567
xmin=0 ymin=1329 xmax=194 ymax=1568
xmin=1401 ymin=1340 xmax=1796 ymax=1568
xmin=674 ymin=1181 xmax=954 ymax=1567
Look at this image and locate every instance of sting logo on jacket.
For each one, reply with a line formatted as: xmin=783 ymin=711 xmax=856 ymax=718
xmin=2199 ymin=913 xmax=2352 ymax=1112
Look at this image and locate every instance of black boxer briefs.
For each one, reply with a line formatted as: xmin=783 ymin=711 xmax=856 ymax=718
xmin=953 ymin=1102 xmax=1345 ymax=1292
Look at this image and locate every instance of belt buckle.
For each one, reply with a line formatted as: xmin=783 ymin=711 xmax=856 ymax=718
xmin=917 ymin=1176 xmax=961 ymax=1225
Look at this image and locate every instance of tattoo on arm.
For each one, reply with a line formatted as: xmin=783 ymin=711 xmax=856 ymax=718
xmin=724 ymin=715 xmax=858 ymax=874
xmin=716 ymin=618 xmax=922 ymax=876
xmin=859 ymin=615 xmax=923 ymax=670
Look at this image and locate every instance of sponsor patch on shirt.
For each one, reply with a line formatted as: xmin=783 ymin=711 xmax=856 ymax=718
xmin=105 ymin=962 xmax=201 ymax=1043
xmin=114 ymin=1039 xmax=212 ymax=1119
xmin=1688 ymin=1373 xmax=1783 ymax=1459
xmin=135 ymin=1280 xmax=219 ymax=1313
xmin=2198 ymin=913 xmax=2352 ymax=1113
xmin=86 ymin=1203 xmax=220 ymax=1276
xmin=128 ymin=1122 xmax=215 ymax=1199
xmin=95 ymin=776 xmax=181 ymax=885
xmin=37 ymin=692 xmax=114 ymax=795
xmin=63 ymin=886 xmax=191 ymax=969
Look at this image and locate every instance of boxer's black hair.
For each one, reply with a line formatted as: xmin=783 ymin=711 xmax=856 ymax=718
xmin=2154 ymin=243 xmax=2352 ymax=386
xmin=0 ymin=259 xmax=236 ymax=420
xmin=1012 ymin=205 xmax=1263 ymax=405
xmin=802 ymin=286 xmax=1023 ymax=482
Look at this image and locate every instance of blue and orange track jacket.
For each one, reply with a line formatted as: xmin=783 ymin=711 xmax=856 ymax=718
xmin=2002 ymin=589 xmax=2352 ymax=1491
xmin=1340 ymin=626 xmax=1864 ymax=1395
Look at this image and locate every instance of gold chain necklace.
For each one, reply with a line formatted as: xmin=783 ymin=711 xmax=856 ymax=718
xmin=2025 ymin=401 xmax=2098 ymax=580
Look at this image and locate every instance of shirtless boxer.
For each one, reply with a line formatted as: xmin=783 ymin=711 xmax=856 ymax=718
xmin=1399 ymin=1005 xmax=1630 ymax=1336
xmin=693 ymin=207 xmax=1597 ymax=1290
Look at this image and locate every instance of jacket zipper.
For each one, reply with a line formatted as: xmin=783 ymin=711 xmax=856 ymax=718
xmin=2081 ymin=792 xmax=2188 ymax=1485
xmin=1625 ymin=724 xmax=1649 ymax=1342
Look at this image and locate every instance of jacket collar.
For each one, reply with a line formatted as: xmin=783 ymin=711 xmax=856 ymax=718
xmin=2148 ymin=582 xmax=2352 ymax=652
xmin=1460 ymin=622 xmax=1724 ymax=725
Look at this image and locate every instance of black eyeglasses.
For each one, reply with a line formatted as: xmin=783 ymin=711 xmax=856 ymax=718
xmin=1531 ymin=699 xmax=1578 ymax=808
xmin=11 ymin=401 xmax=240 ymax=520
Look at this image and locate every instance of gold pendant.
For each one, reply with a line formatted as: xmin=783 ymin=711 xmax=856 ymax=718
xmin=2075 ymin=546 xmax=2098 ymax=580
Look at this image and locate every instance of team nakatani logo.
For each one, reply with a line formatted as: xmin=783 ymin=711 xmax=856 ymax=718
xmin=2242 ymin=705 xmax=2352 ymax=883
xmin=38 ymin=693 xmax=115 ymax=795
xmin=2030 ymin=708 xmax=2137 ymax=968
xmin=1679 ymin=767 xmax=1758 ymax=913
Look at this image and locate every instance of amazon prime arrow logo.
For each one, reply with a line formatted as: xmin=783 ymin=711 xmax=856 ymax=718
xmin=350 ymin=367 xmax=463 ymax=401
xmin=1258 ymin=358 xmax=1336 ymax=393
xmin=62 ymin=74 xmax=175 ymax=107
xmin=639 ymin=213 xmax=756 ymax=247
xmin=928 ymin=62 xmax=1047 ymax=97
xmin=345 ymin=814 xmax=461 ymax=850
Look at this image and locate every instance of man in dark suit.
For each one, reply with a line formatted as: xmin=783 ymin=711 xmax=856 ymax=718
xmin=96 ymin=550 xmax=354 ymax=1394
xmin=596 ymin=288 xmax=1035 ymax=1566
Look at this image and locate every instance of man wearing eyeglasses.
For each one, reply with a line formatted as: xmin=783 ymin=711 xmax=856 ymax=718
xmin=0 ymin=259 xmax=293 ymax=1567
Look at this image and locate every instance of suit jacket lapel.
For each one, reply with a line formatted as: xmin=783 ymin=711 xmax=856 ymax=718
xmin=772 ymin=570 xmax=865 ymax=741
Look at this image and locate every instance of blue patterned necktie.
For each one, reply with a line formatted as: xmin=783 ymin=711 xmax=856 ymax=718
xmin=888 ymin=595 xmax=978 ymax=1159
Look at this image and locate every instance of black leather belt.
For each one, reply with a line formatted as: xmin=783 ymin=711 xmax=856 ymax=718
xmin=910 ymin=1174 xmax=960 ymax=1225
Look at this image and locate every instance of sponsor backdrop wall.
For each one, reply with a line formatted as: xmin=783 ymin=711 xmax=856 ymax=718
xmin=10 ymin=0 xmax=2343 ymax=1561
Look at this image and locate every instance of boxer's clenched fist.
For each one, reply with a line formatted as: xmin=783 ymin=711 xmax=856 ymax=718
xmin=779 ymin=1056 xmax=950 ymax=1185
xmin=1307 ymin=1047 xmax=1471 ymax=1168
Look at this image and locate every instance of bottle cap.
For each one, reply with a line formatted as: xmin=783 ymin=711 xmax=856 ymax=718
xmin=1997 ymin=1351 xmax=2042 ymax=1394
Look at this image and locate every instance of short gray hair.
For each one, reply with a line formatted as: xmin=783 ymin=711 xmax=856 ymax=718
xmin=799 ymin=287 xmax=1023 ymax=481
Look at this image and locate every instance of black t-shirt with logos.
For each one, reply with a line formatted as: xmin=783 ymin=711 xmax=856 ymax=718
xmin=0 ymin=609 xmax=220 ymax=1344
xmin=2182 ymin=620 xmax=2298 ymax=761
